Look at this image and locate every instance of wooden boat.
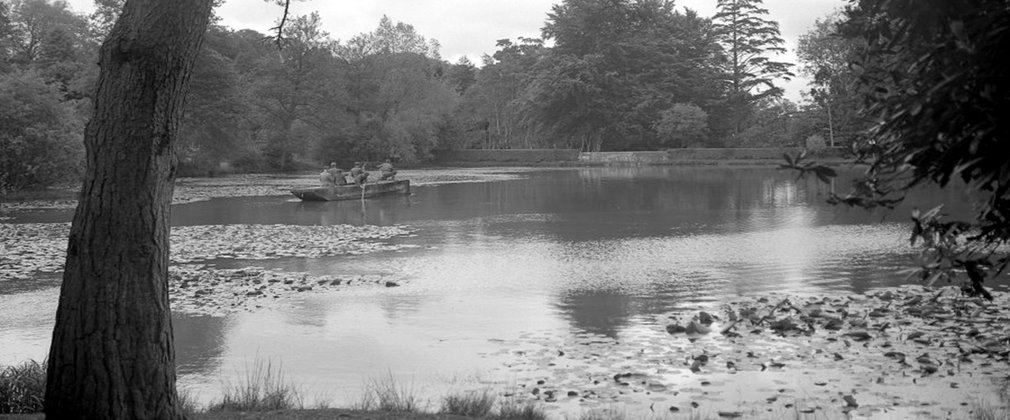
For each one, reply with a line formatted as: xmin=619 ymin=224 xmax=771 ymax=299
xmin=291 ymin=180 xmax=410 ymax=201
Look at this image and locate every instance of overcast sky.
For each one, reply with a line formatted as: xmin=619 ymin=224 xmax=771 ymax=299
xmin=65 ymin=0 xmax=847 ymax=102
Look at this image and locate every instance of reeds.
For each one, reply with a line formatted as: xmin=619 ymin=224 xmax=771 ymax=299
xmin=440 ymin=388 xmax=496 ymax=417
xmin=207 ymin=357 xmax=302 ymax=412
xmin=494 ymin=396 xmax=548 ymax=420
xmin=356 ymin=370 xmax=422 ymax=413
xmin=0 ymin=360 xmax=45 ymax=414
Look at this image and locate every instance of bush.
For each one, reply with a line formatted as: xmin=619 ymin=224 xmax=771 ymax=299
xmin=654 ymin=103 xmax=709 ymax=148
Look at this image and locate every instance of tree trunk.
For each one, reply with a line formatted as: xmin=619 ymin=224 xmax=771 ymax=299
xmin=45 ymin=0 xmax=213 ymax=418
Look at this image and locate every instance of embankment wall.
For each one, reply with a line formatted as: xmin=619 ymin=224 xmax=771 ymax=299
xmin=433 ymin=147 xmax=849 ymax=166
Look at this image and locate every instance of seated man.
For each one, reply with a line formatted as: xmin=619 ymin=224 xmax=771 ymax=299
xmin=349 ymin=161 xmax=369 ymax=185
xmin=378 ymin=159 xmax=397 ymax=181
xmin=327 ymin=162 xmax=346 ymax=186
xmin=318 ymin=166 xmax=335 ymax=187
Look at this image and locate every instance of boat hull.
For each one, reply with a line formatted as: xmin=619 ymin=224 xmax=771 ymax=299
xmin=291 ymin=180 xmax=410 ymax=201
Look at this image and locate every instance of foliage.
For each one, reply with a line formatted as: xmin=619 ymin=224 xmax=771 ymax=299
xmin=177 ymin=26 xmax=253 ymax=175
xmin=654 ymin=103 xmax=708 ymax=148
xmin=456 ymin=37 xmax=545 ymax=150
xmin=0 ymin=69 xmax=83 ymax=193
xmin=796 ymin=11 xmax=867 ymax=148
xmin=445 ymin=56 xmax=476 ymax=94
xmin=826 ymin=0 xmax=1010 ymax=297
xmin=779 ymin=150 xmax=837 ymax=184
xmin=525 ymin=52 xmax=618 ymax=151
xmin=534 ymin=0 xmax=723 ymax=151
xmin=730 ymin=98 xmax=809 ymax=148
xmin=0 ymin=360 xmax=45 ymax=414
xmin=6 ymin=0 xmax=91 ymax=64
xmin=88 ymin=0 xmax=124 ymax=41
xmin=0 ymin=0 xmax=849 ymax=188
xmin=340 ymin=15 xmax=440 ymax=61
xmin=711 ymin=0 xmax=793 ymax=137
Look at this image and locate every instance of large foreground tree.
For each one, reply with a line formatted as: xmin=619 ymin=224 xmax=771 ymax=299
xmin=44 ymin=0 xmax=213 ymax=418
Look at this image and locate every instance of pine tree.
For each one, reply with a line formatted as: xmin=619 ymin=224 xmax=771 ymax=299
xmin=712 ymin=0 xmax=793 ymax=136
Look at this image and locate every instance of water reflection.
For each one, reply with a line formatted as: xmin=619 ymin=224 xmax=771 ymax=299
xmin=174 ymin=316 xmax=228 ymax=375
xmin=555 ymin=290 xmax=632 ymax=338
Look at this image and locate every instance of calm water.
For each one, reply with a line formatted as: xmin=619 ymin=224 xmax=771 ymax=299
xmin=0 ymin=167 xmax=991 ymax=407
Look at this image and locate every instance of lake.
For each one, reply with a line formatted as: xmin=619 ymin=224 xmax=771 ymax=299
xmin=1 ymin=166 xmax=999 ymax=416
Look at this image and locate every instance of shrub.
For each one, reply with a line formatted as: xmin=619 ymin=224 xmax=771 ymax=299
xmin=654 ymin=103 xmax=709 ymax=149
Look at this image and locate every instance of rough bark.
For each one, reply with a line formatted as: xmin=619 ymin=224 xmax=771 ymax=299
xmin=45 ymin=0 xmax=213 ymax=418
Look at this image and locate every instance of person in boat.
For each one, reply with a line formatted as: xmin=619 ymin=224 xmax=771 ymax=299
xmin=327 ymin=162 xmax=346 ymax=186
xmin=319 ymin=165 xmax=335 ymax=187
xmin=378 ymin=159 xmax=397 ymax=181
xmin=349 ymin=161 xmax=369 ymax=185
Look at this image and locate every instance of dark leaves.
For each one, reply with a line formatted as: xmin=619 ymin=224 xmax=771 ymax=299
xmin=778 ymin=151 xmax=837 ymax=184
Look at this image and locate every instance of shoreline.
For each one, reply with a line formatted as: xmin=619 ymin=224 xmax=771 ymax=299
xmin=0 ymin=161 xmax=859 ymax=212
xmin=3 ymin=285 xmax=1008 ymax=419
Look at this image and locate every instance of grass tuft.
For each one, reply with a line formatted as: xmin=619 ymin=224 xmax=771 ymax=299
xmin=357 ymin=371 xmax=422 ymax=413
xmin=0 ymin=360 xmax=46 ymax=414
xmin=177 ymin=387 xmax=201 ymax=415
xmin=207 ymin=357 xmax=302 ymax=412
xmin=440 ymin=389 xmax=496 ymax=417
xmin=494 ymin=397 xmax=548 ymax=420
xmin=974 ymin=399 xmax=1010 ymax=420
xmin=576 ymin=407 xmax=628 ymax=420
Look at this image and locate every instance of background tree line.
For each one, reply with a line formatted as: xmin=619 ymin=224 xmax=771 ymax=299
xmin=0 ymin=0 xmax=864 ymax=193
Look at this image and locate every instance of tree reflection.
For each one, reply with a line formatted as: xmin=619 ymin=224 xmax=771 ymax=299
xmin=554 ymin=289 xmax=632 ymax=338
xmin=173 ymin=315 xmax=228 ymax=375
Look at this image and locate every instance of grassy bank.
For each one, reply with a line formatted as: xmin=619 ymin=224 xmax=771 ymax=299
xmin=0 ymin=358 xmax=550 ymax=420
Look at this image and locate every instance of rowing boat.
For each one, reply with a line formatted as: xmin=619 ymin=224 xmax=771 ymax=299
xmin=290 ymin=180 xmax=410 ymax=201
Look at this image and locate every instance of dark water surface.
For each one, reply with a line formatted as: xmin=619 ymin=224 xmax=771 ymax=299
xmin=1 ymin=167 xmax=991 ymax=409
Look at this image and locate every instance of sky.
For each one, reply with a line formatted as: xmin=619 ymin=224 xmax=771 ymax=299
xmin=65 ymin=0 xmax=848 ymax=102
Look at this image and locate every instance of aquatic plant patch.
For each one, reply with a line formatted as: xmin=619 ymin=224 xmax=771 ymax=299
xmin=170 ymin=224 xmax=413 ymax=262
xmin=168 ymin=265 xmax=402 ymax=316
xmin=0 ymin=223 xmax=415 ymax=314
xmin=481 ymin=285 xmax=1010 ymax=419
xmin=0 ymin=223 xmax=67 ymax=281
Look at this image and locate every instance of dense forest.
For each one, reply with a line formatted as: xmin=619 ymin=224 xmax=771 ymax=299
xmin=0 ymin=0 xmax=862 ymax=191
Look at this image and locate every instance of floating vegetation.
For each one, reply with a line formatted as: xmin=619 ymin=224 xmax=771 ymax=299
xmin=0 ymin=223 xmax=68 ymax=281
xmin=1 ymin=223 xmax=415 ymax=315
xmin=171 ymin=224 xmax=413 ymax=262
xmin=173 ymin=174 xmax=307 ymax=205
xmin=168 ymin=265 xmax=401 ymax=316
xmin=484 ymin=286 xmax=1010 ymax=419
